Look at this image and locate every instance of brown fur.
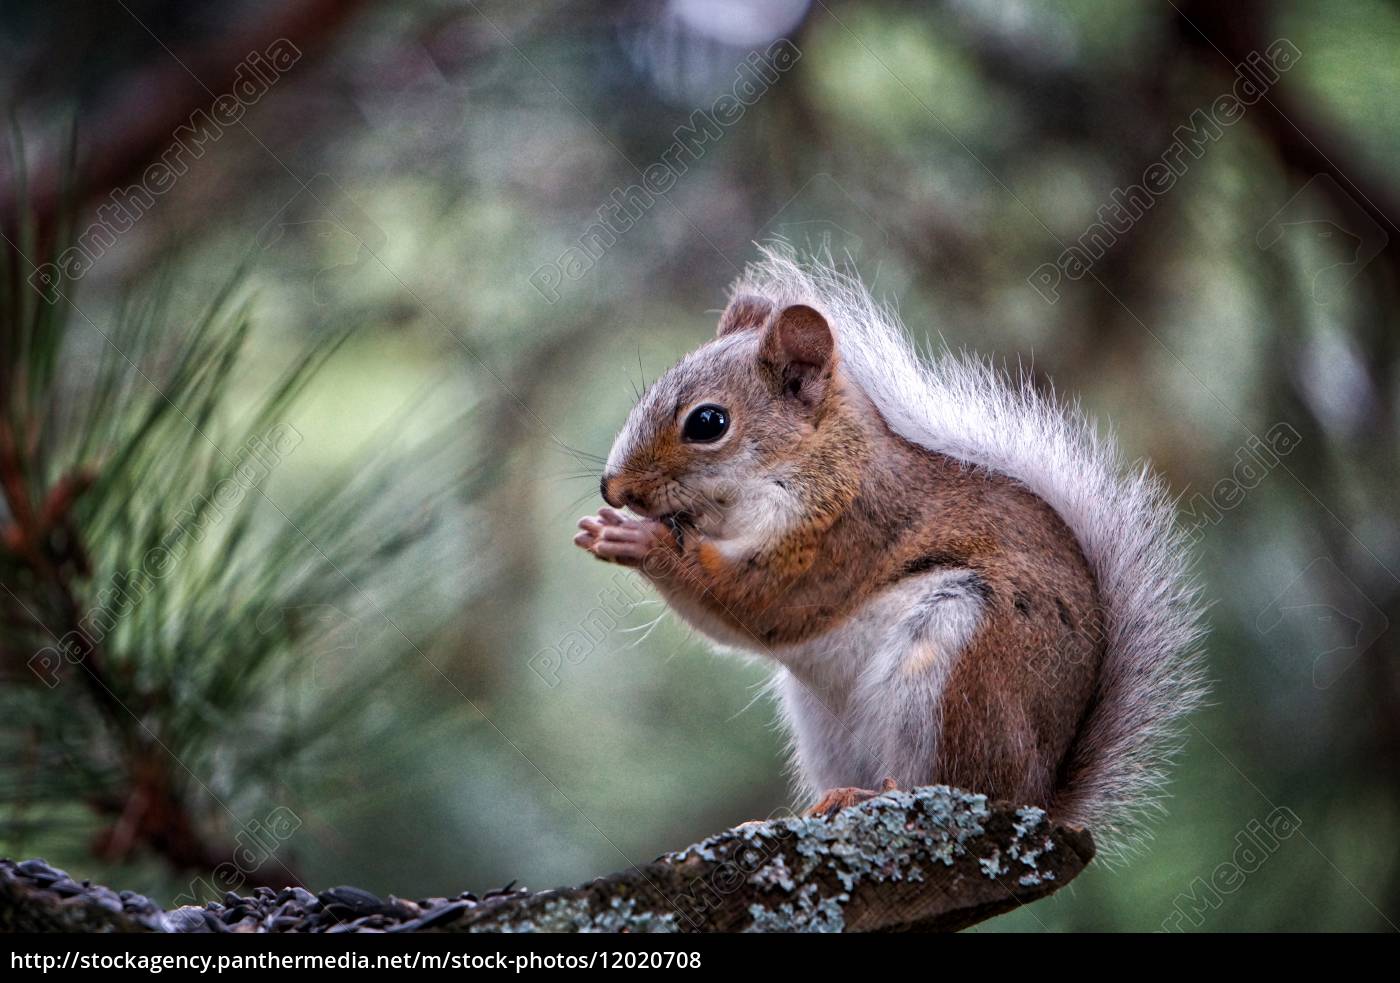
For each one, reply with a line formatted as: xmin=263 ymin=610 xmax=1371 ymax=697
xmin=590 ymin=300 xmax=1105 ymax=813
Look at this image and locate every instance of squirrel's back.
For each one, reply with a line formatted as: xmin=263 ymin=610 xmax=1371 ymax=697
xmin=734 ymin=247 xmax=1209 ymax=855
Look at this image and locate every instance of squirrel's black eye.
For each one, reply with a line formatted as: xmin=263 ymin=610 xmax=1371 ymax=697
xmin=682 ymin=404 xmax=729 ymax=443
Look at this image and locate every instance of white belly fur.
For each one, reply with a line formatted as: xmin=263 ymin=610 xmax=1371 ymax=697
xmin=713 ymin=568 xmax=988 ymax=798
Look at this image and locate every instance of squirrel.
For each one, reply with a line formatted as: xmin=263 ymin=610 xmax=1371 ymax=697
xmin=575 ymin=248 xmax=1207 ymax=852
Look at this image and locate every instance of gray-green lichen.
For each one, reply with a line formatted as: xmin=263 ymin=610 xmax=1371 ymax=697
xmin=472 ymin=893 xmax=679 ymax=934
xmin=750 ymin=853 xmax=797 ymax=892
xmin=978 ymin=848 xmax=1006 ymax=878
xmin=669 ymin=786 xmax=1002 ymax=932
xmin=1005 ymin=805 xmax=1057 ymax=887
xmin=384 ymin=788 xmax=1079 ymax=933
xmin=745 ymin=884 xmax=847 ymax=933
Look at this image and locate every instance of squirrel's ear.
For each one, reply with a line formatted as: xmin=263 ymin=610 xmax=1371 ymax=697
xmin=759 ymin=304 xmax=834 ymax=404
xmin=717 ymin=294 xmax=773 ymax=337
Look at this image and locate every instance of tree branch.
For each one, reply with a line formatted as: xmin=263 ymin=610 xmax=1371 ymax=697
xmin=1 ymin=786 xmax=1093 ymax=933
xmin=0 ymin=0 xmax=366 ymax=239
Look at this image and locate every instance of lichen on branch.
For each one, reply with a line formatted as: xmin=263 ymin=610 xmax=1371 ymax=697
xmin=2 ymin=786 xmax=1093 ymax=933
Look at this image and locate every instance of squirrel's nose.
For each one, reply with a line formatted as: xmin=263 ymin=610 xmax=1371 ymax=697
xmin=600 ymin=473 xmax=624 ymax=509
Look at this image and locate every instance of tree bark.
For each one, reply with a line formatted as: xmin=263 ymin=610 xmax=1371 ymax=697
xmin=1 ymin=786 xmax=1093 ymax=933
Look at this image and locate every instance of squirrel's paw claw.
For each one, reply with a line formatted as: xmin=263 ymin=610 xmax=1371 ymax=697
xmin=805 ymin=777 xmax=899 ymax=820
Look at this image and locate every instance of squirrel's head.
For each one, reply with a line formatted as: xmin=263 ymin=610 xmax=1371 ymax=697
xmin=601 ymin=295 xmax=849 ymax=532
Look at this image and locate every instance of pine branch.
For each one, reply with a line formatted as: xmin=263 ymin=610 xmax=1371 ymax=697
xmin=0 ymin=174 xmax=456 ymax=896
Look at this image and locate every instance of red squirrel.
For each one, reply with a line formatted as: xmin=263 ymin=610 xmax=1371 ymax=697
xmin=575 ymin=249 xmax=1206 ymax=852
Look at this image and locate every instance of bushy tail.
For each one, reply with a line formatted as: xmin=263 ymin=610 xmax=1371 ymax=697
xmin=734 ymin=244 xmax=1210 ymax=856
xmin=1042 ymin=464 xmax=1211 ymax=856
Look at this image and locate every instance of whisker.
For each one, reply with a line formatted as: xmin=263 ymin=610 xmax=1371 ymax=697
xmin=661 ymin=623 xmax=699 ymax=664
xmin=624 ymin=609 xmax=669 ymax=648
xmin=726 ymin=684 xmax=771 ymax=723
xmin=551 ymin=440 xmax=608 ymax=464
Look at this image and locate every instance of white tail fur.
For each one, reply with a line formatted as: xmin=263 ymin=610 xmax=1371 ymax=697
xmin=733 ymin=246 xmax=1208 ymax=855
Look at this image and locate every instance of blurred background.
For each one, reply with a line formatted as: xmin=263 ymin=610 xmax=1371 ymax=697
xmin=0 ymin=0 xmax=1397 ymax=932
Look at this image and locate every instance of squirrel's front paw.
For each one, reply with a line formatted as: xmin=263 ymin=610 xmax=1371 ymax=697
xmin=574 ymin=506 xmax=675 ymax=568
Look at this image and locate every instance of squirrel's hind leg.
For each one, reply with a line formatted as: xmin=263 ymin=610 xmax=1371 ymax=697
xmin=805 ymin=777 xmax=899 ymax=819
